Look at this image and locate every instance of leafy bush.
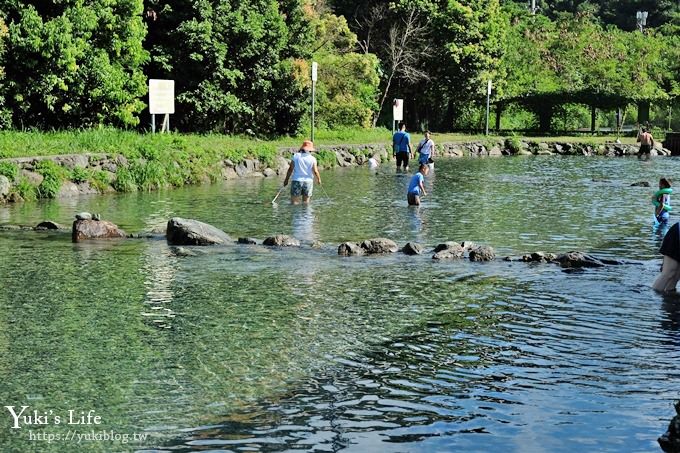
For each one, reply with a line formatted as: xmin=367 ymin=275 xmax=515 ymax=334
xmin=0 ymin=161 xmax=18 ymax=181
xmin=89 ymin=170 xmax=112 ymax=193
xmin=35 ymin=160 xmax=68 ymax=198
xmin=13 ymin=177 xmax=36 ymax=201
xmin=70 ymin=167 xmax=90 ymax=184
xmin=113 ymin=167 xmax=137 ymax=193
xmin=315 ymin=150 xmax=337 ymax=168
xmin=505 ymin=135 xmax=523 ymax=155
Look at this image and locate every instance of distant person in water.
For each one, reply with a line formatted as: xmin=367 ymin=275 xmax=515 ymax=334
xmin=407 ymin=163 xmax=429 ymax=206
xmin=654 ymin=178 xmax=673 ymax=224
xmin=637 ymin=126 xmax=654 ymax=159
xmin=415 ymin=130 xmax=435 ymax=168
xmin=392 ymin=122 xmax=413 ymax=171
xmin=653 ymin=222 xmax=680 ymax=292
xmin=283 ymin=140 xmax=321 ymax=205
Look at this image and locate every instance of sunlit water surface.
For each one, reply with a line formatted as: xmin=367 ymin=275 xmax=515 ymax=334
xmin=0 ymin=156 xmax=679 ymax=452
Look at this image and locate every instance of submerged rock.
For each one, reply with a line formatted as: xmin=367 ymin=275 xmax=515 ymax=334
xmin=35 ymin=221 xmax=63 ymax=230
xmin=237 ymin=237 xmax=258 ymax=245
xmin=338 ymin=242 xmax=364 ymax=256
xmin=75 ymin=212 xmax=93 ymax=220
xmin=263 ymin=234 xmax=300 ymax=247
xmin=171 ymin=246 xmax=199 ymax=257
xmin=166 ymin=217 xmax=232 ymax=246
xmin=402 ymin=242 xmax=423 ymax=255
xmin=631 ymin=181 xmax=651 ymax=187
xmin=72 ymin=220 xmax=126 ymax=242
xmin=360 ymin=238 xmax=398 ymax=254
xmin=469 ymin=245 xmax=496 ymax=262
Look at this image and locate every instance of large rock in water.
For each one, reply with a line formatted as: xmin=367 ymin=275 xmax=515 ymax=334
xmin=166 ymin=217 xmax=232 ymax=246
xmin=555 ymin=251 xmax=605 ymax=268
xmin=263 ymin=234 xmax=300 ymax=247
xmin=402 ymin=242 xmax=423 ymax=255
xmin=360 ymin=238 xmax=398 ymax=254
xmin=338 ymin=242 xmax=364 ymax=256
xmin=432 ymin=242 xmax=465 ymax=260
xmin=72 ymin=220 xmax=126 ymax=242
xmin=469 ymin=245 xmax=496 ymax=262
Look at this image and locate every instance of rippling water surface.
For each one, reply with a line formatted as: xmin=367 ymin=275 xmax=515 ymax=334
xmin=1 ymin=156 xmax=679 ymax=452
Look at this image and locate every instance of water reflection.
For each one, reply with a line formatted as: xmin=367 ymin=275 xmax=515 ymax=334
xmin=291 ymin=204 xmax=318 ymax=243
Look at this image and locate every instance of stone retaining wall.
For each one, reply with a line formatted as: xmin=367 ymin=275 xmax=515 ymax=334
xmin=0 ymin=139 xmax=669 ymax=203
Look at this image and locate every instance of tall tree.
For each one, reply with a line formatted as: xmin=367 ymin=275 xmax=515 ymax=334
xmin=0 ymin=0 xmax=148 ymax=129
xmin=143 ymin=0 xmax=312 ymax=135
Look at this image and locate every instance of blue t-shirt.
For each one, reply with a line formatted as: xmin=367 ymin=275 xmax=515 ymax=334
xmin=408 ymin=172 xmax=424 ymax=195
xmin=393 ymin=131 xmax=410 ymax=153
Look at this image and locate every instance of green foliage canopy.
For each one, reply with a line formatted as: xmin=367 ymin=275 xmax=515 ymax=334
xmin=0 ymin=0 xmax=148 ymax=129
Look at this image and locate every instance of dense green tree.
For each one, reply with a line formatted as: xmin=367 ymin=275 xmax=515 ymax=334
xmin=0 ymin=17 xmax=8 ymax=128
xmin=497 ymin=7 xmax=668 ymax=130
xmin=307 ymin=10 xmax=380 ymax=128
xmin=0 ymin=1 xmax=148 ymax=129
xmin=506 ymin=0 xmax=676 ymax=30
xmin=143 ymin=0 xmax=312 ymax=135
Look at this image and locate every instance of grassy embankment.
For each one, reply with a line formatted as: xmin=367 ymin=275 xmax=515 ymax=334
xmin=0 ymin=128 xmax=639 ymax=201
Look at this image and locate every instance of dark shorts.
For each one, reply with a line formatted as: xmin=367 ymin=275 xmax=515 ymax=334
xmin=661 ymin=222 xmax=680 ymax=261
xmin=291 ymin=180 xmax=313 ymax=197
xmin=396 ymin=152 xmax=410 ymax=168
xmin=407 ymin=193 xmax=420 ymax=205
xmin=639 ymin=144 xmax=651 ymax=155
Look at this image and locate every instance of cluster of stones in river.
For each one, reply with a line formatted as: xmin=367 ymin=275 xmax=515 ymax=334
xmin=0 ymin=216 xmax=631 ymax=269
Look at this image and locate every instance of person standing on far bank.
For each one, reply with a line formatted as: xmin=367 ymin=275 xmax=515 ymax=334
xmin=283 ymin=140 xmax=321 ymax=205
xmin=637 ymin=126 xmax=655 ymax=159
xmin=393 ymin=122 xmax=413 ymax=171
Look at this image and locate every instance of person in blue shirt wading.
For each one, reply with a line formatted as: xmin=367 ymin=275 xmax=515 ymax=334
xmin=283 ymin=140 xmax=322 ymax=205
xmin=392 ymin=122 xmax=413 ymax=171
xmin=407 ymin=163 xmax=430 ymax=206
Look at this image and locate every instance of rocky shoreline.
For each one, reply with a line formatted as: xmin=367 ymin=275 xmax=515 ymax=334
xmin=0 ymin=139 xmax=670 ymax=204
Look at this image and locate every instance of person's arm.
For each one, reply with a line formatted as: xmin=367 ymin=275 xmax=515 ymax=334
xmin=430 ymin=140 xmax=435 ymax=158
xmin=637 ymin=130 xmax=642 ymax=143
xmin=419 ymin=179 xmax=427 ymax=196
xmin=312 ymin=162 xmax=321 ymax=185
xmin=408 ymin=139 xmax=413 ymax=158
xmin=283 ymin=161 xmax=294 ymax=186
xmin=651 ymin=134 xmax=655 ymax=147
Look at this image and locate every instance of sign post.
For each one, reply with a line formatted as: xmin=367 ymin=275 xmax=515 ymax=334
xmin=485 ymin=80 xmax=492 ymax=136
xmin=149 ymin=79 xmax=175 ymax=133
xmin=311 ymin=62 xmax=318 ymax=143
xmin=392 ymin=99 xmax=404 ymax=134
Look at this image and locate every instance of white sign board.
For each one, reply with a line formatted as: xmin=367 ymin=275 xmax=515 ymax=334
xmin=149 ymin=79 xmax=175 ymax=114
xmin=393 ymin=99 xmax=404 ymax=122
xmin=311 ymin=62 xmax=318 ymax=82
xmin=487 ymin=80 xmax=492 ymax=95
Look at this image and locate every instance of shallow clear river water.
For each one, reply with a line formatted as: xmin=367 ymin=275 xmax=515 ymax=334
xmin=1 ymin=156 xmax=679 ymax=453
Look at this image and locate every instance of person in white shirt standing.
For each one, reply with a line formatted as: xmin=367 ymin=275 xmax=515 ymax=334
xmin=283 ymin=140 xmax=322 ymax=204
xmin=415 ymin=131 xmax=435 ymax=169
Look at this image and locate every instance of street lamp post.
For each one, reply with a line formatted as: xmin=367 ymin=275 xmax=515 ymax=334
xmin=636 ymin=11 xmax=648 ymax=32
